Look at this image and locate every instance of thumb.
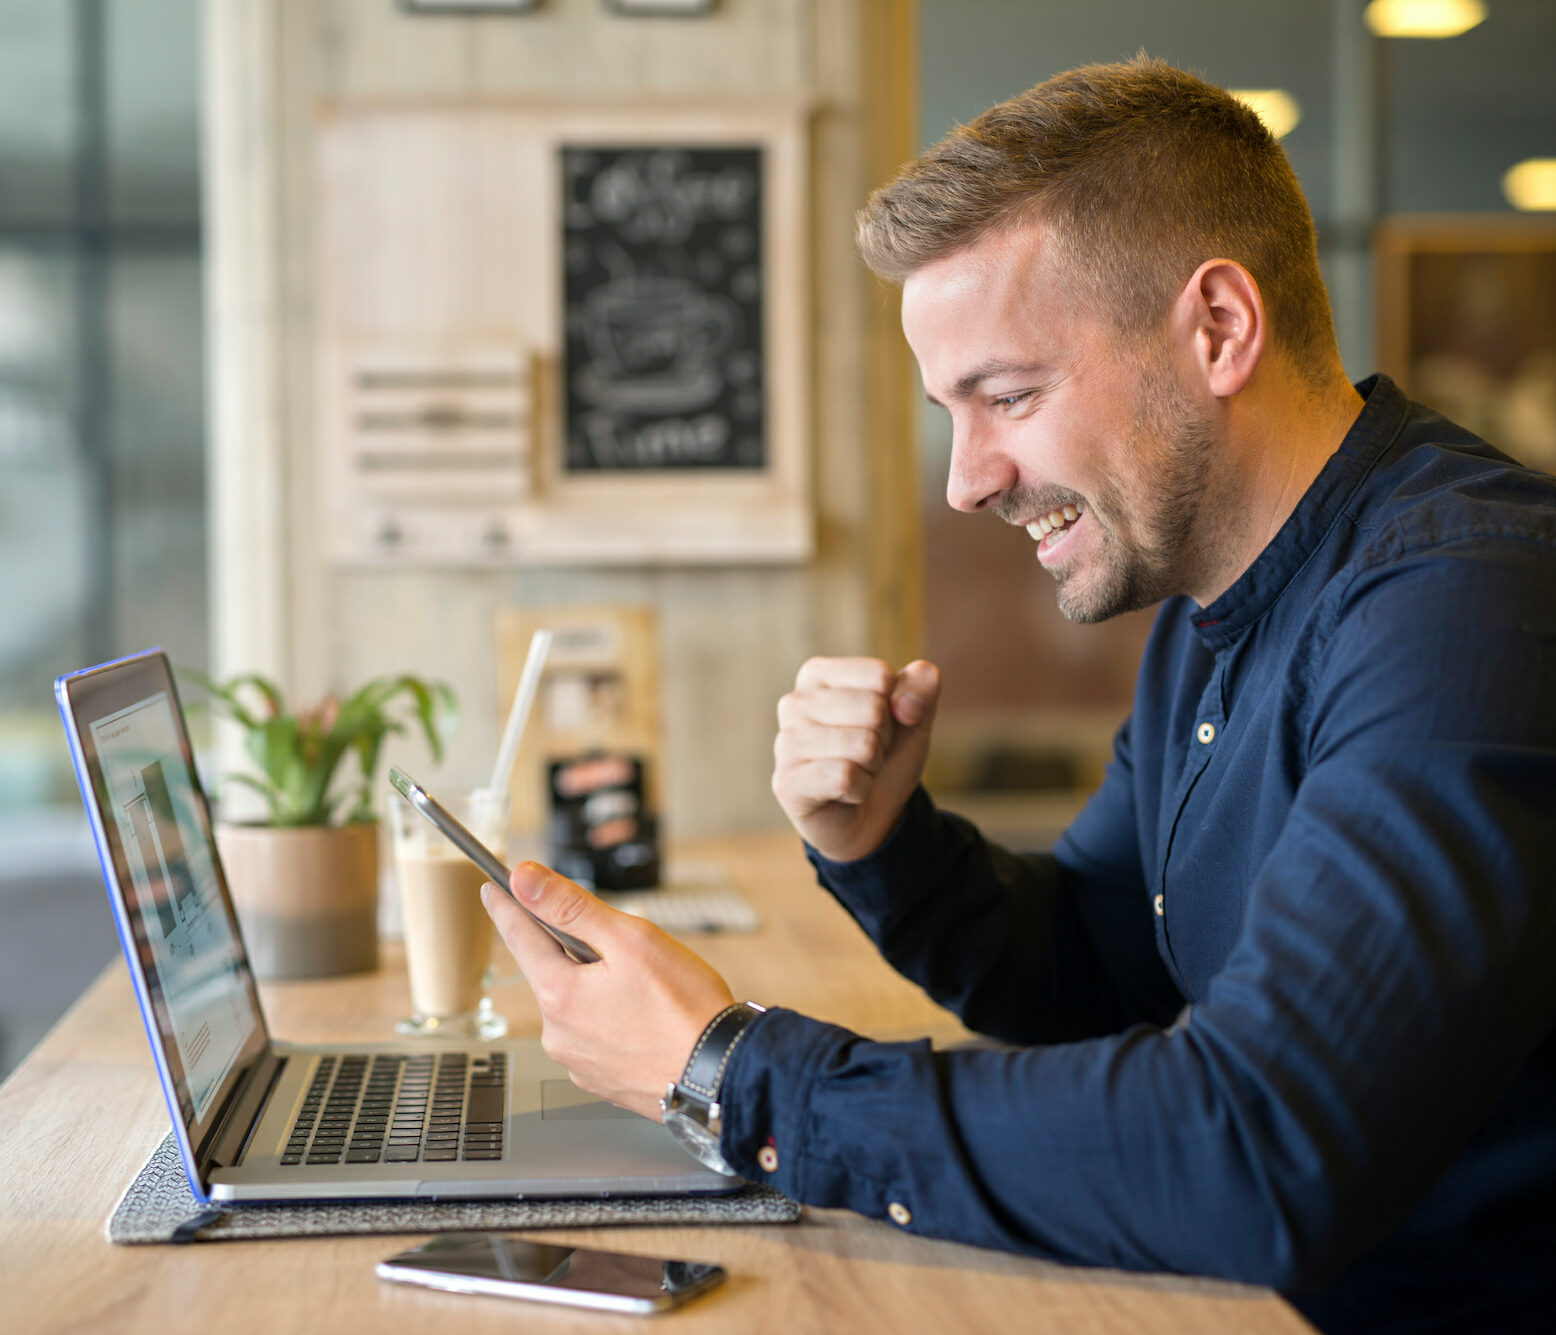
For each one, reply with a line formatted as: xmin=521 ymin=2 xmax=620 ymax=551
xmin=487 ymin=863 xmax=606 ymax=976
xmin=871 ymin=660 xmax=940 ymax=807
xmin=890 ymin=659 xmax=941 ymax=729
xmin=510 ymin=860 xmax=595 ymax=921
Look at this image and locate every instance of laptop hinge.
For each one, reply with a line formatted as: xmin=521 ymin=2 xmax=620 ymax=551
xmin=205 ymin=1051 xmax=288 ymax=1170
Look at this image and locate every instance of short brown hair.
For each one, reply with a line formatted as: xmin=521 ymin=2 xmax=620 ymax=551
xmin=858 ymin=57 xmax=1335 ymax=375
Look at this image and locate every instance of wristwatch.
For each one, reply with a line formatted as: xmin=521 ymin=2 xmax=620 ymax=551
xmin=660 ymin=1001 xmax=767 ymax=1175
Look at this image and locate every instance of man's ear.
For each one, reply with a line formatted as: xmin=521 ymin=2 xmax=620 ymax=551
xmin=1172 ymin=258 xmax=1265 ymax=399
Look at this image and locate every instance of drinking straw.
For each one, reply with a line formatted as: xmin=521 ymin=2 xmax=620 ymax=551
xmin=485 ymin=628 xmax=553 ymax=797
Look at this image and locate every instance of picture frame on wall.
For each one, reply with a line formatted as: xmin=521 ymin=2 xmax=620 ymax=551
xmin=560 ymin=143 xmax=766 ymax=476
xmin=1376 ymin=215 xmax=1556 ymax=475
xmin=316 ymin=99 xmax=811 ymax=566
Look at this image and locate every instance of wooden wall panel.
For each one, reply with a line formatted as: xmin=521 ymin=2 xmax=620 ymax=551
xmin=207 ymin=0 xmax=920 ymax=837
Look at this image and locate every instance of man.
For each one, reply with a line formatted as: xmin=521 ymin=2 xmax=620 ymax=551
xmin=483 ymin=58 xmax=1556 ymax=1332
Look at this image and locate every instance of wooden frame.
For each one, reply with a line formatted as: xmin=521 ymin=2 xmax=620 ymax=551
xmin=1375 ymin=215 xmax=1556 ymax=473
xmin=316 ymin=100 xmax=811 ymax=566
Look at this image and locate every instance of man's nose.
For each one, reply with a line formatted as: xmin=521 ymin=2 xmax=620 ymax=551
xmin=945 ymin=422 xmax=1017 ymax=513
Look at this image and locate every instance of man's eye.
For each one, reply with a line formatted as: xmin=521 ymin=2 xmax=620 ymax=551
xmin=993 ymin=392 xmax=1031 ymax=410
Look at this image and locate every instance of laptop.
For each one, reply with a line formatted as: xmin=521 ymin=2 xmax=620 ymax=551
xmin=56 ymin=648 xmax=742 ymax=1205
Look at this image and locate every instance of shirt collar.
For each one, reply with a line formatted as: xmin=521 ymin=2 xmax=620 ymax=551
xmin=1186 ymin=374 xmax=1408 ymax=650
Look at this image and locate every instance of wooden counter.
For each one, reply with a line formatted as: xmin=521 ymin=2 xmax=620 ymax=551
xmin=0 ymin=832 xmax=1311 ymax=1333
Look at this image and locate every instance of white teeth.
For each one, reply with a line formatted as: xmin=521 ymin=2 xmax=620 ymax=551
xmin=1032 ymin=510 xmax=1077 ymax=537
xmin=1028 ymin=503 xmax=1085 ymax=544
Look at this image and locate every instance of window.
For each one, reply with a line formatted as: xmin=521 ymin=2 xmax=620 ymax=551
xmin=0 ymin=0 xmax=204 ymax=1077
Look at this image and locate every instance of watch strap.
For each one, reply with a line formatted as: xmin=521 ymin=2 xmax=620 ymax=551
xmin=678 ymin=1001 xmax=766 ymax=1105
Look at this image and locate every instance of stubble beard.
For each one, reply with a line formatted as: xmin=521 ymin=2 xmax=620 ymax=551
xmin=1033 ymin=356 xmax=1217 ymax=624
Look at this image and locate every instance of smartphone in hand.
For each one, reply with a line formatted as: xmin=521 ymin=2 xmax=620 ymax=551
xmin=388 ymin=767 xmax=600 ymax=964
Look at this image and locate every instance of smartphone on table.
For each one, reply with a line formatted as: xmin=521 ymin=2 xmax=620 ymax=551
xmin=377 ymin=1233 xmax=727 ymax=1314
xmin=388 ymin=767 xmax=600 ymax=964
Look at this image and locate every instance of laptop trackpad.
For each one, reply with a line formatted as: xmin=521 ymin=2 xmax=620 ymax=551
xmin=540 ymin=1079 xmax=636 ymax=1121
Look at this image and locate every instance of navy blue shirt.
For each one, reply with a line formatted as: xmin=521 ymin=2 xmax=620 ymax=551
xmin=719 ymin=377 xmax=1556 ymax=1332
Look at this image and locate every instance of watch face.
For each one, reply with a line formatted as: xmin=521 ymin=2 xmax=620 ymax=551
xmin=664 ymin=1108 xmax=737 ymax=1176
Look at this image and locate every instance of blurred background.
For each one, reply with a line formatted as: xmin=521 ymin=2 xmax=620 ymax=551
xmin=3 ymin=0 xmax=1553 ymax=1079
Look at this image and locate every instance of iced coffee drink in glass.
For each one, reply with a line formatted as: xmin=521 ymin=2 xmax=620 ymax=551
xmin=390 ymin=789 xmax=508 ymax=1039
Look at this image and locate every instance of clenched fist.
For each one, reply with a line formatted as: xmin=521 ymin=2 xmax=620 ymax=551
xmin=771 ymin=657 xmax=941 ymax=863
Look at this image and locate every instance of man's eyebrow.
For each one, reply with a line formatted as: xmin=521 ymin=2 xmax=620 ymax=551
xmin=924 ymin=360 xmax=1051 ymax=407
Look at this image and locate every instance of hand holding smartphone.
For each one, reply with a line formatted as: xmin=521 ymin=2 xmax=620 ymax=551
xmin=389 ymin=767 xmax=600 ymax=964
xmin=377 ymin=1234 xmax=727 ymax=1314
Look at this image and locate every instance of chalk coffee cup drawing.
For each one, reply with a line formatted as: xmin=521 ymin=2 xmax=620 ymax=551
xmin=576 ymin=277 xmax=738 ymax=414
xmin=390 ymin=789 xmax=508 ymax=1039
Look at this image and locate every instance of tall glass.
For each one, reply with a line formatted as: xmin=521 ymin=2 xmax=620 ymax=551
xmin=389 ymin=789 xmax=508 ymax=1039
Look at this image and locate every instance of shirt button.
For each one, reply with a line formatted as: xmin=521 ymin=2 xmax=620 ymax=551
xmin=1196 ymin=722 xmax=1216 ymax=744
xmin=1153 ymin=894 xmax=1164 ymax=917
xmin=887 ymin=1201 xmax=912 ymax=1227
xmin=757 ymin=1145 xmax=779 ymax=1173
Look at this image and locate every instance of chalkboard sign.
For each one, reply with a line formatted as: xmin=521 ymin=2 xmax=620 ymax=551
xmin=561 ymin=145 xmax=765 ymax=472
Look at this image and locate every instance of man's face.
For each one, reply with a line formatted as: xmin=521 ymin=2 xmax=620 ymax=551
xmin=901 ymin=223 xmax=1218 ymax=623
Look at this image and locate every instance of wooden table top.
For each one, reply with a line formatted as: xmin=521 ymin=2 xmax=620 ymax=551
xmin=0 ymin=831 xmax=1311 ymax=1333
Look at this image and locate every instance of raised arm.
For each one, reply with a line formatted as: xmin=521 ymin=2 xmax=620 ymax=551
xmin=775 ymin=655 xmax=1180 ymax=1042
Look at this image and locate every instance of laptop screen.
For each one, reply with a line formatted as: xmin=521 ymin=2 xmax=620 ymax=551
xmin=58 ymin=652 xmax=267 ymax=1141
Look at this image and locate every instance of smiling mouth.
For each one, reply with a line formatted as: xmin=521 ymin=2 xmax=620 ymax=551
xmin=1025 ymin=500 xmax=1086 ymax=549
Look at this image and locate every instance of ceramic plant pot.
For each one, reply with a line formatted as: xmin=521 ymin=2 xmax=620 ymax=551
xmin=215 ymin=821 xmax=379 ymax=980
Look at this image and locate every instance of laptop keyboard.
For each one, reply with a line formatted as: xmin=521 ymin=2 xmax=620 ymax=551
xmin=279 ymin=1051 xmax=507 ymax=1167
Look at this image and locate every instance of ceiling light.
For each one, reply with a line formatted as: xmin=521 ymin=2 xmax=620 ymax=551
xmin=1230 ymin=89 xmax=1302 ymax=140
xmin=1503 ymin=159 xmax=1556 ymax=211
xmin=1363 ymin=0 xmax=1486 ymax=38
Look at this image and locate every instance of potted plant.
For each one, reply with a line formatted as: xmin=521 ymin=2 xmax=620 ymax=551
xmin=186 ymin=671 xmax=456 ymax=980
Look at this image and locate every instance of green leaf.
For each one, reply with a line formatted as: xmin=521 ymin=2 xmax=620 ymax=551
xmin=185 ymin=667 xmax=457 ymax=829
xmin=245 ymin=715 xmax=300 ymax=787
xmin=218 ymin=772 xmax=284 ymax=823
xmin=181 ymin=669 xmax=260 ymax=731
